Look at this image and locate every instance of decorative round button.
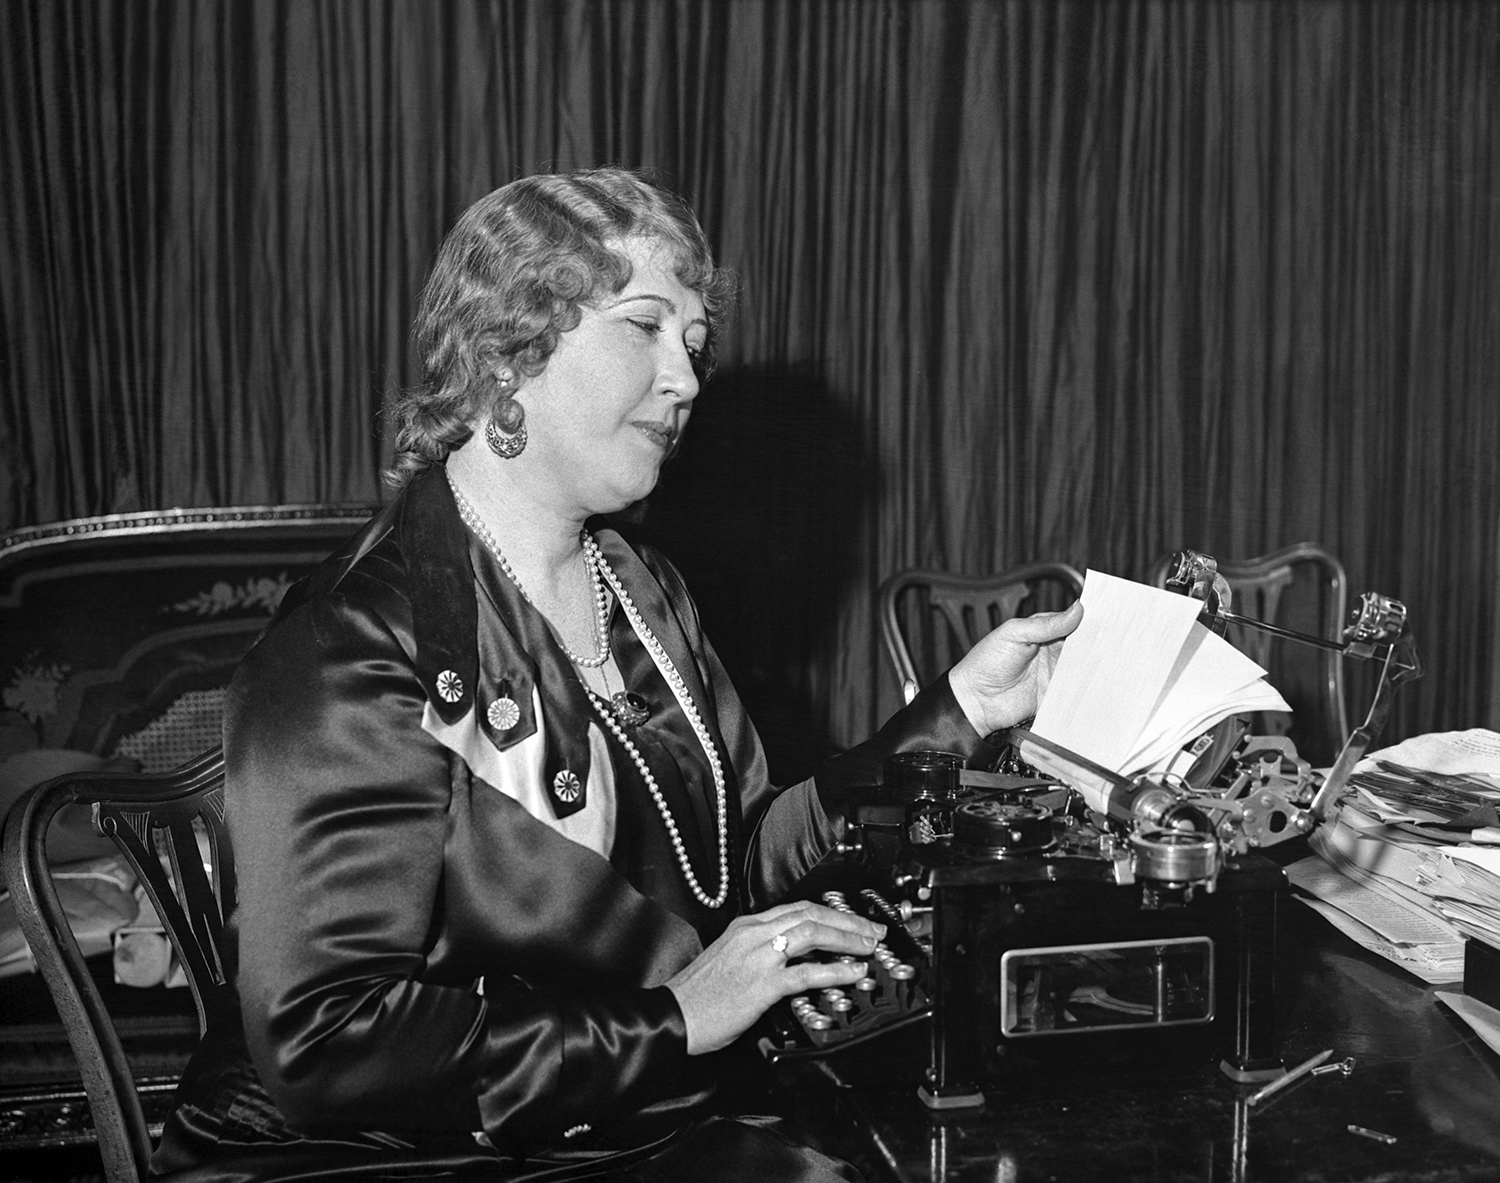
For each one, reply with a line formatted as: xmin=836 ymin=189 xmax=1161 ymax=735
xmin=487 ymin=696 xmax=521 ymax=730
xmin=553 ymin=770 xmax=582 ymax=803
xmin=436 ymin=670 xmax=464 ymax=703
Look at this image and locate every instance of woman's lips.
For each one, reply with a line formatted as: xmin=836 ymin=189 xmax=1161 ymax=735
xmin=634 ymin=421 xmax=675 ymax=450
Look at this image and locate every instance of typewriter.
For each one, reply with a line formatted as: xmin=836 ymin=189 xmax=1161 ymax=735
xmin=761 ymin=551 xmax=1421 ymax=1108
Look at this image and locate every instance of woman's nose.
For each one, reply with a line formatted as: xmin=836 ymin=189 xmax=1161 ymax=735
xmin=661 ymin=342 xmax=701 ymax=403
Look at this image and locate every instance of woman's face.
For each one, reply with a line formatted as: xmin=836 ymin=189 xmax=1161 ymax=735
xmin=519 ymin=236 xmax=708 ymax=516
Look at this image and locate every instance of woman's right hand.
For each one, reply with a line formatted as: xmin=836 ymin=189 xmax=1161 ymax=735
xmin=948 ymin=601 xmax=1084 ymax=737
xmin=664 ymin=900 xmax=886 ymax=1054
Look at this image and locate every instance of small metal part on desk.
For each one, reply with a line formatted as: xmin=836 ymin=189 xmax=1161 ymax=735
xmin=1310 ymin=1056 xmax=1355 ymax=1077
xmin=1246 ymin=1048 xmax=1334 ymax=1107
xmin=1347 ymin=1124 xmax=1398 ymax=1145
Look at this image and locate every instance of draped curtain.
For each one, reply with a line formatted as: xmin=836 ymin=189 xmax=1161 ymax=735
xmin=4 ymin=0 xmax=1497 ymax=772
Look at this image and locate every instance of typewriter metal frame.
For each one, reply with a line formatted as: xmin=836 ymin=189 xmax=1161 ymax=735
xmin=764 ymin=551 xmax=1421 ymax=1110
xmin=830 ymin=764 xmax=1288 ymax=1109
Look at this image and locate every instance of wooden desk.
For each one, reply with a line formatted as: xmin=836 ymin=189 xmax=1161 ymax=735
xmin=778 ymin=902 xmax=1500 ymax=1182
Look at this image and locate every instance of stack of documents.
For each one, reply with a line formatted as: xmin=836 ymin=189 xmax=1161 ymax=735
xmin=1029 ymin=570 xmax=1290 ymax=813
xmin=1288 ymin=729 xmax=1500 ymax=984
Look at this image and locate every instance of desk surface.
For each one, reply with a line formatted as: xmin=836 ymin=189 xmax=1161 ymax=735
xmin=780 ymin=899 xmax=1500 ymax=1183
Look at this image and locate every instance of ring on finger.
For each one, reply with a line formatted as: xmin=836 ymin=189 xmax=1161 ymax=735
xmin=770 ymin=933 xmax=790 ymax=954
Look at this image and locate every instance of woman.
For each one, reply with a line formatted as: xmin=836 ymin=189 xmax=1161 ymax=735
xmin=152 ymin=168 xmax=1081 ymax=1181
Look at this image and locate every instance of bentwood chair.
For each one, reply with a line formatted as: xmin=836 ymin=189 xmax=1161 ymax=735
xmin=879 ymin=563 xmax=1085 ymax=694
xmin=2 ymin=748 xmax=231 ymax=1183
xmin=1149 ymin=542 xmax=1351 ymax=765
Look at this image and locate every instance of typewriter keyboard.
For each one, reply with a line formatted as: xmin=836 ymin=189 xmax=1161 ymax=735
xmin=782 ymin=888 xmax=929 ymax=1049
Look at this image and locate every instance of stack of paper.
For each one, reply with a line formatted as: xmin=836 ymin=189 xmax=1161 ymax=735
xmin=1291 ymin=809 xmax=1466 ymax=982
xmin=1417 ymin=846 xmax=1500 ymax=948
xmin=1291 ymin=729 xmax=1500 ymax=984
xmin=1285 ymin=855 xmax=1466 ymax=982
xmin=1028 ymin=570 xmax=1290 ymax=811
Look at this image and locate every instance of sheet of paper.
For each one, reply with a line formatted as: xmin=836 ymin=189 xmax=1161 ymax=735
xmin=1443 ymin=845 xmax=1500 ymax=876
xmin=1310 ymin=837 xmax=1473 ymax=934
xmin=1434 ymin=902 xmax=1500 ymax=945
xmin=1419 ymin=850 xmax=1500 ymax=921
xmin=1435 ymin=991 xmax=1500 ymax=1057
xmin=1295 ymin=898 xmax=1463 ymax=983
xmin=1128 ymin=667 xmax=1290 ymax=773
xmin=1285 ymin=855 xmax=1465 ymax=945
xmin=1031 ymin=570 xmax=1203 ymax=771
xmin=1357 ymin=730 xmax=1500 ymax=780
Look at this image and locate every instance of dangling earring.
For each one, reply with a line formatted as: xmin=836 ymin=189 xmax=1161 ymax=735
xmin=485 ymin=375 xmax=526 ymax=459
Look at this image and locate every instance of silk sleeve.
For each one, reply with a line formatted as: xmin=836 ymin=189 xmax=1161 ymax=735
xmin=224 ymin=590 xmax=693 ymax=1151
xmin=737 ymin=674 xmax=1005 ymax=908
xmin=639 ymin=548 xmax=1000 ymax=909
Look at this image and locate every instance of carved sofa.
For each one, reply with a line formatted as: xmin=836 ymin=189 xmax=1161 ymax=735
xmin=0 ymin=503 xmax=377 ymax=1164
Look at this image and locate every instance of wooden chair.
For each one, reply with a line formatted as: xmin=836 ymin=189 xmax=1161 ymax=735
xmin=2 ymin=747 xmax=230 ymax=1182
xmin=2 ymin=747 xmax=513 ymax=1182
xmin=1150 ymin=543 xmax=1351 ymax=764
xmin=879 ymin=563 xmax=1085 ymax=692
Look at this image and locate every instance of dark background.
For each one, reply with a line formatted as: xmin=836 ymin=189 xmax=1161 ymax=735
xmin=4 ymin=0 xmax=1497 ymax=774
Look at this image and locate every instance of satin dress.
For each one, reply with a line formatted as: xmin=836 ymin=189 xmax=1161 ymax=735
xmin=150 ymin=467 xmax=998 ymax=1181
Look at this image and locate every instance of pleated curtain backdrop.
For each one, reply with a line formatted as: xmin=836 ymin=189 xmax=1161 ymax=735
xmin=3 ymin=0 xmax=1498 ymax=773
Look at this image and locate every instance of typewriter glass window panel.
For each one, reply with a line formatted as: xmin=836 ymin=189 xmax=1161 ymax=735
xmin=999 ymin=936 xmax=1215 ymax=1037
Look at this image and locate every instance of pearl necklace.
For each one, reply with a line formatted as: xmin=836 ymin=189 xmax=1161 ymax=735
xmin=448 ymin=478 xmax=612 ymax=669
xmin=447 ymin=471 xmax=729 ymax=909
xmin=587 ymin=547 xmax=730 ymax=909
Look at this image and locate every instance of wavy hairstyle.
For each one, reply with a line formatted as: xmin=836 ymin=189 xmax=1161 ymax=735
xmin=385 ymin=167 xmax=736 ymax=487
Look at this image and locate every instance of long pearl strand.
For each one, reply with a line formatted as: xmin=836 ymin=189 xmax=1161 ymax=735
xmin=448 ymin=478 xmax=612 ymax=668
xmin=585 ymin=542 xmax=730 ymax=909
xmin=447 ymin=472 xmax=729 ymax=909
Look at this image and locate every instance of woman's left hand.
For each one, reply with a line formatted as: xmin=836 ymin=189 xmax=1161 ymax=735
xmin=947 ymin=601 xmax=1084 ymax=737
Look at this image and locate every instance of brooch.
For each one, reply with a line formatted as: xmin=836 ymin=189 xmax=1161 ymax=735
xmin=610 ymin=691 xmax=651 ymax=728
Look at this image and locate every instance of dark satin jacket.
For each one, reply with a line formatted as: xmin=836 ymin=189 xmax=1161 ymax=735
xmin=195 ymin=466 xmax=996 ymax=1165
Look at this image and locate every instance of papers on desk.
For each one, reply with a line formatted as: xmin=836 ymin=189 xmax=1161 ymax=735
xmin=1435 ymin=990 xmax=1500 ymax=1058
xmin=1286 ymin=855 xmax=1466 ymax=983
xmin=1029 ymin=570 xmax=1290 ymax=811
xmin=1293 ymin=730 xmax=1500 ymax=984
xmin=1357 ymin=729 xmax=1500 ymax=786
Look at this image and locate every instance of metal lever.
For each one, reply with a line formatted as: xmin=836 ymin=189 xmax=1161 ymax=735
xmin=1162 ymin=550 xmax=1423 ymax=823
xmin=1309 ymin=632 xmax=1422 ymax=821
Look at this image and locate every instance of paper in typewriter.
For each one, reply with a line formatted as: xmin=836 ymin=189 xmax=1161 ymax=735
xmin=1029 ymin=570 xmax=1291 ymax=806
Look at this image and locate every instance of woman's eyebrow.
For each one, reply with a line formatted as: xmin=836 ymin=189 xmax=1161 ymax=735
xmin=605 ymin=292 xmax=676 ymax=311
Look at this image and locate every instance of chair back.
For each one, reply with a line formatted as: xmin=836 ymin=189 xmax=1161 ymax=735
xmin=879 ymin=563 xmax=1085 ymax=691
xmin=1150 ymin=543 xmax=1350 ymax=763
xmin=2 ymin=747 xmax=230 ymax=1183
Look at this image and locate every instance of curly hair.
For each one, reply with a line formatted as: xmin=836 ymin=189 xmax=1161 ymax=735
xmin=385 ymin=167 xmax=736 ymax=487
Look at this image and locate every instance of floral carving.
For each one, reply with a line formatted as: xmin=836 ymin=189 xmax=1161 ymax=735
xmin=4 ymin=657 xmax=70 ymax=726
xmin=168 ymin=574 xmax=294 ymax=617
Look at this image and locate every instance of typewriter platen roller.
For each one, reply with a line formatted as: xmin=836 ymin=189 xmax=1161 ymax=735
xmin=760 ymin=551 xmax=1421 ymax=1110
